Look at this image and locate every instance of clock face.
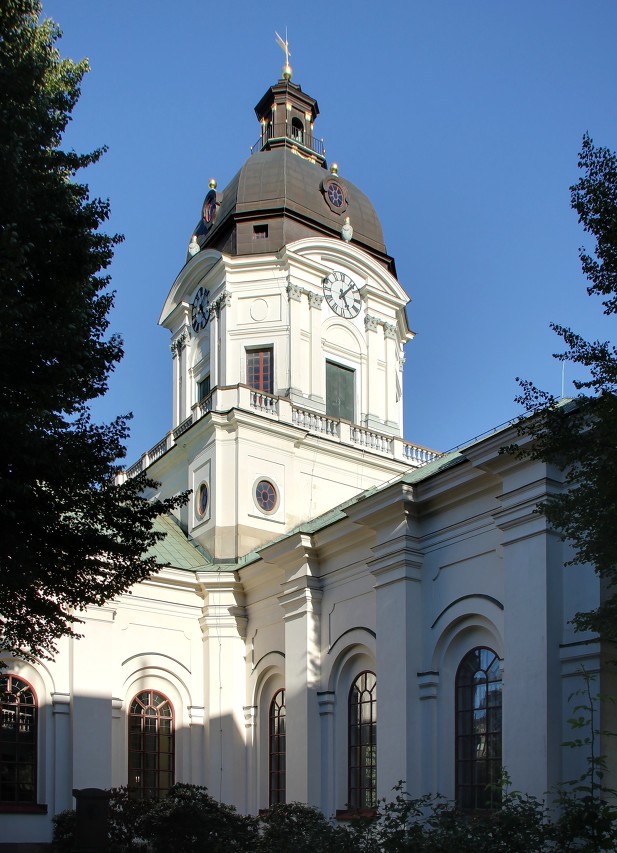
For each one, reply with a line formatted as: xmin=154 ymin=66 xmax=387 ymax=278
xmin=322 ymin=271 xmax=361 ymax=319
xmin=191 ymin=286 xmax=209 ymax=333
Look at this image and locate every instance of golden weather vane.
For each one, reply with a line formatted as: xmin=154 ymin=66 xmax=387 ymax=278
xmin=275 ymin=29 xmax=292 ymax=80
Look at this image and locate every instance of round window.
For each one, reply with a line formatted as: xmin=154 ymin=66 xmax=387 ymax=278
xmin=254 ymin=479 xmax=277 ymax=514
xmin=196 ymin=482 xmax=209 ymax=518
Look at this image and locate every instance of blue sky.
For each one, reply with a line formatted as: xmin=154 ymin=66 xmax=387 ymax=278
xmin=42 ymin=0 xmax=617 ymax=463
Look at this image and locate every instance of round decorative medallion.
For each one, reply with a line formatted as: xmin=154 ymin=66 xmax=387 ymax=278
xmin=201 ymin=189 xmax=217 ymax=227
xmin=254 ymin=479 xmax=278 ymax=514
xmin=196 ymin=482 xmax=209 ymax=518
xmin=322 ymin=177 xmax=349 ymax=214
xmin=250 ymin=298 xmax=268 ymax=322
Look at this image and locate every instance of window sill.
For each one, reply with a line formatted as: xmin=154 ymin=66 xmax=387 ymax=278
xmin=335 ymin=807 xmax=377 ymax=822
xmin=0 ymin=803 xmax=48 ymax=815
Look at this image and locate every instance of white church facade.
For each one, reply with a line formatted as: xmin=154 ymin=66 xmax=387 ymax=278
xmin=0 ymin=64 xmax=606 ymax=847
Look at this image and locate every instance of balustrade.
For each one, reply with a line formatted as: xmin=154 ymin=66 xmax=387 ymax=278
xmin=122 ymin=385 xmax=441 ymax=479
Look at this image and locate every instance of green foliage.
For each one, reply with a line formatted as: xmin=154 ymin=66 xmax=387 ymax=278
xmin=549 ymin=669 xmax=617 ymax=852
xmin=0 ymin=0 xmax=186 ymax=661
xmin=137 ymin=784 xmax=257 ymax=853
xmin=51 ymin=808 xmax=76 ymax=851
xmin=52 ymin=778 xmax=617 ymax=853
xmin=510 ymin=134 xmax=617 ymax=641
xmin=257 ymin=801 xmax=360 ymax=853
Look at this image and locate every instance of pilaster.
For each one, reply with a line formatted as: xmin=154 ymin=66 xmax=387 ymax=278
xmin=244 ymin=705 xmax=258 ymax=814
xmin=197 ymin=572 xmax=247 ymax=808
xmin=70 ymin=606 xmax=116 ymax=791
xmin=287 ymin=281 xmax=303 ymax=396
xmin=493 ymin=467 xmax=564 ymax=799
xmin=383 ymin=322 xmax=398 ymax=428
xmin=51 ymin=692 xmax=71 ymax=814
xmin=364 ymin=313 xmax=381 ymax=427
xmin=269 ymin=533 xmax=323 ymax=806
xmin=188 ymin=705 xmax=206 ymax=786
xmin=349 ymin=488 xmax=425 ymax=798
xmin=317 ymin=691 xmax=336 ymax=816
xmin=308 ymin=291 xmax=324 ymax=403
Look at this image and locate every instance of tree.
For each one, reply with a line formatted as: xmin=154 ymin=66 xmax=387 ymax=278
xmin=513 ymin=134 xmax=617 ymax=641
xmin=0 ymin=0 xmax=185 ymax=661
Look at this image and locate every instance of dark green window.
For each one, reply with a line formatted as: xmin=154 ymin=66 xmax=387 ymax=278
xmin=326 ymin=361 xmax=354 ymax=422
xmin=197 ymin=375 xmax=211 ymax=402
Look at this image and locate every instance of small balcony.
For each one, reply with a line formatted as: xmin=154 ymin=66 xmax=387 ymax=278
xmin=251 ymin=122 xmax=326 ymax=160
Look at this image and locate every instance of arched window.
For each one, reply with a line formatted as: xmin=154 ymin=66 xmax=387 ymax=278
xmin=268 ymin=689 xmax=286 ymax=805
xmin=348 ymin=671 xmax=377 ymax=809
xmin=0 ymin=674 xmax=37 ymax=804
xmin=290 ymin=117 xmax=304 ymax=143
xmin=455 ymin=647 xmax=502 ymax=810
xmin=128 ymin=690 xmax=174 ymax=800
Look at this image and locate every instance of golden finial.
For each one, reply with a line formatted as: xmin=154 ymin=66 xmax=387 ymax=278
xmin=330 ymin=162 xmax=339 ymax=175
xmin=208 ymin=178 xmax=217 ymax=189
xmin=275 ymin=30 xmax=292 ymax=81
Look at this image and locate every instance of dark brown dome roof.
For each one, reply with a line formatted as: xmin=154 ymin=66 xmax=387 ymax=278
xmin=190 ymin=78 xmax=394 ymax=272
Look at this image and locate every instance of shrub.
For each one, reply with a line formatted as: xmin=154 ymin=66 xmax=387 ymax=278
xmin=137 ymin=783 xmax=257 ymax=853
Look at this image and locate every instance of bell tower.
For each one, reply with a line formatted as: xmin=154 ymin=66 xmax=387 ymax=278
xmin=136 ymin=57 xmax=438 ymax=562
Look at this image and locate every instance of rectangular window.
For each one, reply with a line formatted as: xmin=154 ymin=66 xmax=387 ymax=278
xmin=326 ymin=361 xmax=354 ymax=422
xmin=246 ymin=348 xmax=273 ymax=393
xmin=197 ymin=375 xmax=211 ymax=402
xmin=253 ymin=224 xmax=268 ymax=240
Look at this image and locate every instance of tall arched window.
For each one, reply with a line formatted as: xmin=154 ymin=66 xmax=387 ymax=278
xmin=455 ymin=647 xmax=502 ymax=810
xmin=348 ymin=671 xmax=377 ymax=809
xmin=128 ymin=690 xmax=174 ymax=800
xmin=268 ymin=689 xmax=286 ymax=805
xmin=0 ymin=674 xmax=37 ymax=804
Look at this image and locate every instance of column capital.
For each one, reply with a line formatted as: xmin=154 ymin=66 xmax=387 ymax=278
xmin=52 ymin=692 xmax=71 ymax=715
xmin=417 ymin=671 xmax=439 ymax=701
xmin=211 ymin=289 xmax=231 ymax=316
xmin=243 ymin=705 xmax=258 ymax=728
xmin=278 ymin=577 xmax=322 ymax=621
xmin=188 ymin=705 xmax=205 ymax=723
xmin=287 ymin=282 xmax=303 ymax=302
xmin=198 ymin=574 xmax=247 ymax=639
xmin=383 ymin=322 xmax=397 ymax=340
xmin=308 ymin=291 xmax=324 ymax=309
xmin=317 ymin=691 xmax=336 ymax=715
xmin=364 ymin=313 xmax=380 ymax=332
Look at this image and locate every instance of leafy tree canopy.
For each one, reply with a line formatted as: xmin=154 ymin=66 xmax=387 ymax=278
xmin=0 ymin=0 xmax=185 ymax=661
xmin=513 ymin=134 xmax=617 ymax=640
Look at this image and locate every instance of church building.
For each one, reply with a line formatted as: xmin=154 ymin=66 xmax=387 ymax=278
xmin=0 ymin=55 xmax=605 ymax=847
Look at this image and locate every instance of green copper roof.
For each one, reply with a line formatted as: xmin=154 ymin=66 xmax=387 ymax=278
xmin=149 ymin=513 xmax=211 ymax=571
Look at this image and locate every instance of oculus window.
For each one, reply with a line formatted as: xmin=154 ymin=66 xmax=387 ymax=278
xmin=196 ymin=482 xmax=209 ymax=519
xmin=254 ymin=479 xmax=278 ymax=514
